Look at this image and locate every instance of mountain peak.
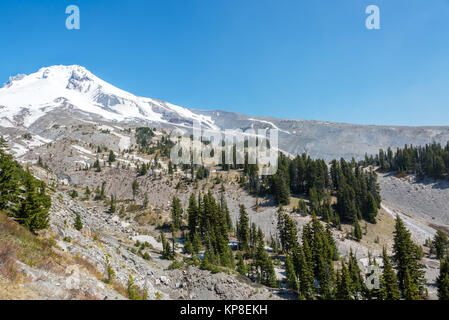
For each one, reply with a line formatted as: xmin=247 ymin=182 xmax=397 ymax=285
xmin=0 ymin=65 xmax=217 ymax=129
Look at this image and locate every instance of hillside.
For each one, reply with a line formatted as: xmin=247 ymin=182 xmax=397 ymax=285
xmin=0 ymin=65 xmax=447 ymax=301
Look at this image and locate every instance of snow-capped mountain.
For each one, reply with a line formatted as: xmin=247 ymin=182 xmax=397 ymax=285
xmin=2 ymin=65 xmax=449 ymax=161
xmin=0 ymin=65 xmax=217 ymax=129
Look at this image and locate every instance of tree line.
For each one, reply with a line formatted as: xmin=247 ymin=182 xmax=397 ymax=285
xmin=362 ymin=142 xmax=449 ymax=180
xmin=237 ymin=153 xmax=381 ymax=241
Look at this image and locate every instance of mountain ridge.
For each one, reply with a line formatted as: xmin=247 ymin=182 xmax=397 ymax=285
xmin=2 ymin=65 xmax=449 ymax=161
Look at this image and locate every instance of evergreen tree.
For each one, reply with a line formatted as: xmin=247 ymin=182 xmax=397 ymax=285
xmin=187 ymin=193 xmax=199 ymax=238
xmin=403 ymin=267 xmax=420 ymax=300
xmin=143 ymin=193 xmax=149 ymax=209
xmin=432 ymin=230 xmax=449 ymax=260
xmin=93 ymin=158 xmax=102 ymax=172
xmin=236 ymin=252 xmax=247 ymax=276
xmin=364 ymin=193 xmax=378 ymax=224
xmin=254 ymin=228 xmax=277 ymax=287
xmin=161 ymin=231 xmax=174 ymax=260
xmin=437 ymin=258 xmax=449 ymax=300
xmin=380 ymin=247 xmax=400 ymax=300
xmin=348 ymin=249 xmax=364 ymax=297
xmin=392 ymin=215 xmax=426 ymax=298
xmin=170 ymin=196 xmax=183 ymax=231
xmin=183 ymin=237 xmax=193 ymax=254
xmin=168 ymin=161 xmax=174 ymax=175
xmin=108 ymin=150 xmax=116 ymax=164
xmin=296 ymin=242 xmax=315 ymax=299
xmin=352 ymin=216 xmax=362 ymax=242
xmin=109 ymin=195 xmax=116 ymax=213
xmin=278 ymin=212 xmax=299 ymax=255
xmin=0 ymin=139 xmax=20 ymax=211
xmin=220 ymin=193 xmax=233 ymax=232
xmin=270 ymin=174 xmax=290 ymax=205
xmin=74 ymin=213 xmax=83 ymax=231
xmin=336 ymin=261 xmax=353 ymax=300
xmin=85 ymin=186 xmax=91 ymax=197
xmin=311 ymin=215 xmax=335 ymax=298
xmin=132 ymin=179 xmax=139 ymax=200
xmin=192 ymin=233 xmax=201 ymax=254
xmin=16 ymin=172 xmax=50 ymax=232
xmin=285 ymin=255 xmax=299 ymax=291
xmin=237 ymin=204 xmax=250 ymax=253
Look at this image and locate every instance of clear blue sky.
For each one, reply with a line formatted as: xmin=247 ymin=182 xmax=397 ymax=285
xmin=1 ymin=0 xmax=448 ymax=126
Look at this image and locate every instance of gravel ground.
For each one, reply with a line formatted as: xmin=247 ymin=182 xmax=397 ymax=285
xmin=378 ymin=173 xmax=449 ymax=227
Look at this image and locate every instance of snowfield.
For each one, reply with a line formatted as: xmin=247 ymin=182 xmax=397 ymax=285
xmin=0 ymin=65 xmax=217 ymax=129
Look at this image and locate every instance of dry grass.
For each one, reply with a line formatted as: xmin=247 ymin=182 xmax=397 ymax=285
xmin=0 ymin=211 xmax=65 ymax=275
xmin=72 ymin=254 xmax=102 ymax=279
xmin=0 ymin=211 xmax=128 ymax=299
xmin=0 ymin=276 xmax=39 ymax=299
xmin=0 ymin=241 xmax=21 ymax=281
xmin=340 ymin=208 xmax=396 ymax=252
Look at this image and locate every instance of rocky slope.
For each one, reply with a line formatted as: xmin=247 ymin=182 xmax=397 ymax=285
xmin=0 ymin=65 xmax=447 ymax=300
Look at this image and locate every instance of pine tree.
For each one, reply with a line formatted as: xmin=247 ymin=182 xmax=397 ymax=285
xmin=380 ymin=247 xmax=400 ymax=300
xmin=437 ymin=258 xmax=449 ymax=300
xmin=74 ymin=213 xmax=83 ymax=231
xmin=108 ymin=150 xmax=116 ymax=164
xmin=187 ymin=193 xmax=198 ymax=238
xmin=132 ymin=179 xmax=139 ymax=200
xmin=0 ymin=139 xmax=20 ymax=211
xmin=309 ymin=215 xmax=335 ymax=299
xmin=192 ymin=233 xmax=201 ymax=254
xmin=109 ymin=195 xmax=116 ymax=213
xmin=200 ymin=247 xmax=213 ymax=271
xmin=364 ymin=193 xmax=378 ymax=224
xmin=170 ymin=196 xmax=183 ymax=231
xmin=16 ymin=172 xmax=50 ymax=232
xmin=70 ymin=189 xmax=78 ymax=198
xmin=183 ymin=237 xmax=193 ymax=254
xmin=93 ymin=158 xmax=102 ymax=172
xmin=271 ymin=174 xmax=290 ymax=205
xmin=220 ymin=193 xmax=233 ymax=232
xmin=336 ymin=261 xmax=353 ymax=300
xmin=143 ymin=193 xmax=149 ymax=209
xmin=236 ymin=252 xmax=247 ymax=276
xmin=100 ymin=181 xmax=106 ymax=200
xmin=85 ymin=186 xmax=91 ymax=198
xmin=168 ymin=161 xmax=174 ymax=175
xmin=352 ymin=216 xmax=362 ymax=242
xmin=348 ymin=249 xmax=364 ymax=297
xmin=296 ymin=243 xmax=315 ymax=299
xmin=432 ymin=230 xmax=449 ymax=260
xmin=237 ymin=204 xmax=250 ymax=253
xmin=392 ymin=215 xmax=426 ymax=298
xmin=161 ymin=231 xmax=174 ymax=260
xmin=285 ymin=255 xmax=299 ymax=291
xmin=279 ymin=212 xmax=299 ymax=255
xmin=403 ymin=267 xmax=420 ymax=300
xmin=254 ymin=228 xmax=276 ymax=287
